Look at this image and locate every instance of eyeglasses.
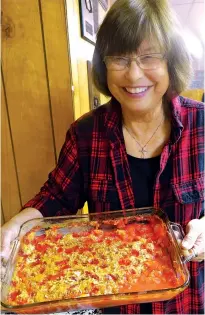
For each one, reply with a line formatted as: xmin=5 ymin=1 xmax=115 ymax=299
xmin=104 ymin=53 xmax=165 ymax=71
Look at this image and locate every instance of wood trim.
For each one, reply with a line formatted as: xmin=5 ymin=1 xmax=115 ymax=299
xmin=1 ymin=203 xmax=5 ymax=226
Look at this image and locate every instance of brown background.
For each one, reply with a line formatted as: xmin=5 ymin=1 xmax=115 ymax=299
xmin=1 ymin=0 xmax=112 ymax=224
xmin=1 ymin=0 xmax=74 ymax=223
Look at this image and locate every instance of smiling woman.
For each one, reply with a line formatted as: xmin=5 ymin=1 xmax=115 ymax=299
xmin=92 ymin=0 xmax=192 ymax=162
xmin=1 ymin=1 xmax=204 ymax=315
xmin=105 ymin=40 xmax=169 ymax=121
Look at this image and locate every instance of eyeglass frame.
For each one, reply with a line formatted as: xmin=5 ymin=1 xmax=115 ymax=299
xmin=103 ymin=53 xmax=166 ymax=71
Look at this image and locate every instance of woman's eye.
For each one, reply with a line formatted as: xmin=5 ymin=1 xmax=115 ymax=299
xmin=141 ymin=56 xmax=153 ymax=61
xmin=113 ymin=57 xmax=127 ymax=64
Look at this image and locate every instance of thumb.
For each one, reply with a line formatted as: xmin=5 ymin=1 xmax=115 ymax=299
xmin=1 ymin=230 xmax=16 ymax=260
xmin=181 ymin=220 xmax=199 ymax=250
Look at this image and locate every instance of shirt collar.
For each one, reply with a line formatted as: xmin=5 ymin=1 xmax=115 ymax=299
xmin=105 ymin=96 xmax=184 ymax=145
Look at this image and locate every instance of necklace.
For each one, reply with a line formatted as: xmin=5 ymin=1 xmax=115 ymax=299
xmin=124 ymin=117 xmax=164 ymax=159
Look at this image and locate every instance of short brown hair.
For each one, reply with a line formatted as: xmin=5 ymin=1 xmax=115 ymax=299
xmin=92 ymin=0 xmax=192 ymax=100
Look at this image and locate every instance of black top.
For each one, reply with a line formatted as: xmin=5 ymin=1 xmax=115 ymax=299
xmin=127 ymin=154 xmax=160 ymax=208
xmin=103 ymin=154 xmax=160 ymax=314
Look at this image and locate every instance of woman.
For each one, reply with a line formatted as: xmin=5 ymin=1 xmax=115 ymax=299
xmin=1 ymin=0 xmax=204 ymax=314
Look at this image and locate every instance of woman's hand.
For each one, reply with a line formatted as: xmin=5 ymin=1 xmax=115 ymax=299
xmin=1 ymin=208 xmax=43 ymax=278
xmin=1 ymin=220 xmax=20 ymax=260
xmin=181 ymin=218 xmax=205 ymax=262
xmin=1 ymin=219 xmax=20 ymax=277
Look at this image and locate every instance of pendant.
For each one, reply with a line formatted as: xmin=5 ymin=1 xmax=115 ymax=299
xmin=139 ymin=147 xmax=147 ymax=158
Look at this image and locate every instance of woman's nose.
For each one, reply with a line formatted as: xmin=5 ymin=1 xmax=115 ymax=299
xmin=124 ymin=60 xmax=144 ymax=81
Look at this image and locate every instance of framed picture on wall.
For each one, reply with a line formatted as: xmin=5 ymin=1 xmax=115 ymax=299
xmin=99 ymin=0 xmax=108 ymax=11
xmin=79 ymin=0 xmax=109 ymax=45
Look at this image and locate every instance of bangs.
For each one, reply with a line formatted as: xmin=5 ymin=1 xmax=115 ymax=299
xmin=105 ymin=22 xmax=167 ymax=56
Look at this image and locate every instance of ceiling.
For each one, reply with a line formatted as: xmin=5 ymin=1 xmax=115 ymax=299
xmin=170 ymin=0 xmax=204 ymax=41
xmin=170 ymin=0 xmax=204 ymax=65
xmin=170 ymin=0 xmax=203 ymax=4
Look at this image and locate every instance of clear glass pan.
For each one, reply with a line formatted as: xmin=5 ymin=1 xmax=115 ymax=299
xmin=1 ymin=207 xmax=190 ymax=314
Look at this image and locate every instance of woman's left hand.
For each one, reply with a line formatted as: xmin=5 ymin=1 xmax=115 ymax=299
xmin=181 ymin=218 xmax=205 ymax=262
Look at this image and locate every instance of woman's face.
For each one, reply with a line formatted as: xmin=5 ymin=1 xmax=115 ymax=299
xmin=106 ymin=40 xmax=170 ymax=113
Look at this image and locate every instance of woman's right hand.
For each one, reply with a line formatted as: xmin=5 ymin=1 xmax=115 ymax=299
xmin=1 ymin=208 xmax=43 ymax=278
xmin=1 ymin=219 xmax=20 ymax=276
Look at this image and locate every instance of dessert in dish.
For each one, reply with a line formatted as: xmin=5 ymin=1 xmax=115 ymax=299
xmin=6 ymin=214 xmax=185 ymax=306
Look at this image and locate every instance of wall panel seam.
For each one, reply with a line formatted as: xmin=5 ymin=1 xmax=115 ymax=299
xmin=1 ymin=201 xmax=5 ymax=224
xmin=38 ymin=0 xmax=57 ymax=164
xmin=1 ymin=67 xmax=23 ymax=208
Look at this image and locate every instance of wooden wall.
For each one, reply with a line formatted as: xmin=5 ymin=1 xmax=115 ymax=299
xmin=1 ymin=0 xmax=74 ymax=223
xmin=1 ymin=0 xmax=112 ymax=224
xmin=181 ymin=89 xmax=204 ymax=101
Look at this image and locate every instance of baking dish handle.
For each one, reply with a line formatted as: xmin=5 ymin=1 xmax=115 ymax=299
xmin=170 ymin=222 xmax=196 ymax=263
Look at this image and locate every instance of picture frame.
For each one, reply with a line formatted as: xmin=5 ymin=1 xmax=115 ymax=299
xmin=98 ymin=0 xmax=108 ymax=11
xmin=79 ymin=0 xmax=109 ymax=45
xmin=79 ymin=0 xmax=97 ymax=45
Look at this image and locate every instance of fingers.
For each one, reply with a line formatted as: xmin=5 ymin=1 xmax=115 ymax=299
xmin=1 ymin=231 xmax=17 ymax=279
xmin=1 ymin=222 xmax=20 ymax=258
xmin=1 ymin=230 xmax=14 ymax=260
xmin=190 ymin=254 xmax=204 ymax=262
xmin=181 ymin=219 xmax=203 ymax=250
xmin=0 ymin=242 xmax=12 ymax=279
xmin=0 ymin=265 xmax=6 ymax=281
xmin=190 ymin=239 xmax=205 ymax=261
xmin=175 ymin=219 xmax=204 ymax=263
xmin=180 ymin=245 xmax=204 ymax=262
xmin=1 ymin=221 xmax=21 ymax=280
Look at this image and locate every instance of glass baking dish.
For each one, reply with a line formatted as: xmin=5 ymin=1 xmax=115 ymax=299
xmin=1 ymin=207 xmax=192 ymax=314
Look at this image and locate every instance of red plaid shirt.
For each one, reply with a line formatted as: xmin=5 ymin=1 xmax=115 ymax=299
xmin=24 ymin=96 xmax=204 ymax=314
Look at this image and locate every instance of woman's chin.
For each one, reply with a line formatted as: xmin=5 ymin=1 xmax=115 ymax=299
xmin=121 ymin=100 xmax=154 ymax=113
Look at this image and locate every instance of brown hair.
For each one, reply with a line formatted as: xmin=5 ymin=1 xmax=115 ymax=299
xmin=92 ymin=0 xmax=192 ymax=100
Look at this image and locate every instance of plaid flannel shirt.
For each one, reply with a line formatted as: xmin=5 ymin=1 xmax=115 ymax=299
xmin=24 ymin=96 xmax=204 ymax=314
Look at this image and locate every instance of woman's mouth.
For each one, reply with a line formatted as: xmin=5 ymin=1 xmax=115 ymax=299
xmin=123 ymin=86 xmax=152 ymax=98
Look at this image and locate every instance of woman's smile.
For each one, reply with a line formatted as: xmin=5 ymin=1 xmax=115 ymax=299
xmin=122 ymin=85 xmax=153 ymax=99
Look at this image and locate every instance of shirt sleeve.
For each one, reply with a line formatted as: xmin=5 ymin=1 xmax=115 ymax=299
xmin=22 ymin=124 xmax=86 ymax=217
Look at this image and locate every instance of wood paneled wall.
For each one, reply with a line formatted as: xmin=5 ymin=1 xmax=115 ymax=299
xmin=1 ymin=0 xmax=113 ymax=224
xmin=1 ymin=0 xmax=74 ymax=223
